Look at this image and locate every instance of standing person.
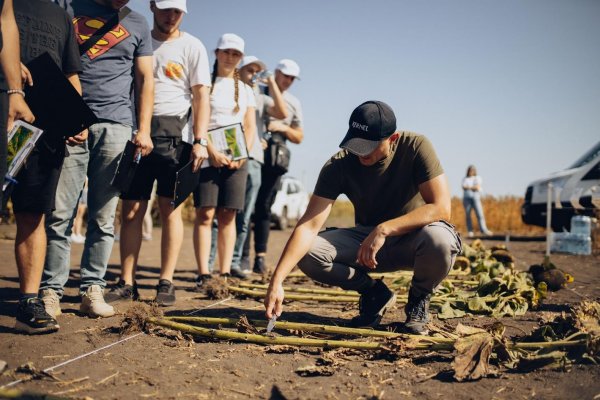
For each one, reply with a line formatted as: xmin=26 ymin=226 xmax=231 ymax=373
xmin=264 ymin=101 xmax=462 ymax=335
xmin=0 ymin=0 xmax=35 ymax=213
xmin=208 ymin=55 xmax=287 ymax=278
xmin=41 ymin=0 xmax=154 ymax=319
xmin=193 ymin=33 xmax=256 ymax=288
xmin=462 ymin=165 xmax=492 ymax=237
xmin=106 ymin=0 xmax=210 ymax=306
xmin=252 ymin=59 xmax=303 ymax=274
xmin=1 ymin=0 xmax=77 ymax=335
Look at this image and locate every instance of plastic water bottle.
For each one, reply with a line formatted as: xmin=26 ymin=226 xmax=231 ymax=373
xmin=251 ymin=70 xmax=273 ymax=85
xmin=570 ymin=215 xmax=592 ymax=236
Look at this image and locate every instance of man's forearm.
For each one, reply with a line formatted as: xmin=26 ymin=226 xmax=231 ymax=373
xmin=191 ymin=85 xmax=209 ymax=140
xmin=136 ymin=75 xmax=153 ymax=134
xmin=0 ymin=0 xmax=23 ymax=91
xmin=284 ymin=125 xmax=303 ymax=144
xmin=271 ymin=224 xmax=320 ymax=285
xmin=377 ymin=203 xmax=450 ymax=238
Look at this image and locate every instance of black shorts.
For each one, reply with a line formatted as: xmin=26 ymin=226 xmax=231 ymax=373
xmin=11 ymin=139 xmax=64 ymax=214
xmin=193 ymin=163 xmax=248 ymax=210
xmin=121 ymin=137 xmax=191 ymax=201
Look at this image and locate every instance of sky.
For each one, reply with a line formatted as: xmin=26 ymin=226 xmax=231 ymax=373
xmin=129 ymin=0 xmax=600 ymax=197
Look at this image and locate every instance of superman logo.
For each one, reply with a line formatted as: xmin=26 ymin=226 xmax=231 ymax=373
xmin=73 ymin=16 xmax=130 ymax=59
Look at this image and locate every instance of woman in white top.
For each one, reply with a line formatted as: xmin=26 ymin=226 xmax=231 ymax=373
xmin=192 ymin=33 xmax=256 ymax=287
xmin=462 ymin=165 xmax=492 ymax=237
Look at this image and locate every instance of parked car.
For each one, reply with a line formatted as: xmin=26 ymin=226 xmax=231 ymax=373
xmin=271 ymin=176 xmax=309 ymax=230
xmin=521 ymin=141 xmax=600 ymax=231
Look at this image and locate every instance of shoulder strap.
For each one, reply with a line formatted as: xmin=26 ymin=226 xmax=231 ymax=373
xmin=79 ymin=6 xmax=131 ymax=56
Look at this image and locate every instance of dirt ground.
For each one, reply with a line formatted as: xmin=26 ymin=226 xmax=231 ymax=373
xmin=0 ymin=219 xmax=599 ymax=400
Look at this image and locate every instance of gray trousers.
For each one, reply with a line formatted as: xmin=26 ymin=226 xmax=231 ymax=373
xmin=297 ymin=221 xmax=462 ymax=295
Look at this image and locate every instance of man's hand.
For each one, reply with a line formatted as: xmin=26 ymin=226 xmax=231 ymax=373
xmin=267 ymin=121 xmax=288 ymax=134
xmin=209 ymin=151 xmax=231 ymax=168
xmin=356 ymin=226 xmax=387 ymax=269
xmin=20 ymin=62 xmax=32 ymax=87
xmin=133 ymin=131 xmax=153 ymax=157
xmin=191 ymin=143 xmax=208 ymax=172
xmin=66 ymin=128 xmax=88 ymax=146
xmin=7 ymin=94 xmax=34 ymax=130
xmin=264 ymin=281 xmax=285 ymax=318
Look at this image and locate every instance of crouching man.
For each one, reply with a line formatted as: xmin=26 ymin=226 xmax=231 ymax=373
xmin=264 ymin=100 xmax=462 ymax=335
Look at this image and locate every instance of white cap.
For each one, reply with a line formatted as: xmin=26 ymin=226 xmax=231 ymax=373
xmin=216 ymin=33 xmax=245 ymax=54
xmin=153 ymin=0 xmax=187 ymax=13
xmin=276 ymin=59 xmax=300 ymax=78
xmin=240 ymin=56 xmax=266 ymax=70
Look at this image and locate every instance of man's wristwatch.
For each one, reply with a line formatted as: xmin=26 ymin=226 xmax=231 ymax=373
xmin=193 ymin=138 xmax=208 ymax=147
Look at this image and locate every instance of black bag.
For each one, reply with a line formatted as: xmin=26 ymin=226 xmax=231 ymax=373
xmin=265 ymin=136 xmax=290 ymax=176
xmin=150 ymin=113 xmax=190 ymax=163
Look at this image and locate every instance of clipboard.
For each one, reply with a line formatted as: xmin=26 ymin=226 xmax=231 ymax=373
xmin=172 ymin=142 xmax=199 ymax=208
xmin=111 ymin=141 xmax=140 ymax=193
xmin=24 ymin=52 xmax=98 ymax=138
xmin=200 ymin=123 xmax=248 ymax=168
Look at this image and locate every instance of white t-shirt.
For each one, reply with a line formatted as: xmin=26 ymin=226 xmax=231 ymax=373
xmin=208 ymin=76 xmax=256 ymax=130
xmin=152 ymin=32 xmax=211 ymax=117
xmin=462 ymin=176 xmax=483 ymax=191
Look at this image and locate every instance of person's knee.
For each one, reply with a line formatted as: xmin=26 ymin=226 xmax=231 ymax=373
xmin=195 ymin=207 xmax=214 ymax=226
xmin=121 ymin=201 xmax=145 ymax=224
xmin=15 ymin=212 xmax=44 ymax=227
xmin=217 ymin=208 xmax=236 ymax=224
xmin=297 ymin=238 xmax=331 ymax=275
xmin=416 ymin=224 xmax=457 ymax=264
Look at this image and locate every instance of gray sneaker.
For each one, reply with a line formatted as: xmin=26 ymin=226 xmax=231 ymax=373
xmin=40 ymin=288 xmax=62 ymax=319
xmin=80 ymin=285 xmax=115 ymax=318
xmin=404 ymin=287 xmax=431 ymax=335
xmin=155 ymin=279 xmax=176 ymax=307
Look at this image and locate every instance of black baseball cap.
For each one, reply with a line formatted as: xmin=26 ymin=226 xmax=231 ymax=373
xmin=339 ymin=100 xmax=397 ymax=157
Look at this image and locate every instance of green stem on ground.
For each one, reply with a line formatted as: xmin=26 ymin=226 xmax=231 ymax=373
xmin=164 ymin=316 xmax=455 ymax=343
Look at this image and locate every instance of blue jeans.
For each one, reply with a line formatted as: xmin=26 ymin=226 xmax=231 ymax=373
xmin=463 ymin=191 xmax=489 ymax=233
xmin=209 ymin=159 xmax=262 ymax=270
xmin=42 ymin=122 xmax=131 ymax=295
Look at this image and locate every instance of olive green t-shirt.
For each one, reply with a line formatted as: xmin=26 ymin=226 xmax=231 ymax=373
xmin=314 ymin=132 xmax=444 ymax=226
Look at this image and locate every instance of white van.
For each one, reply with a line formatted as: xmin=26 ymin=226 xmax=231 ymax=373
xmin=521 ymin=141 xmax=600 ymax=231
xmin=271 ymin=176 xmax=310 ymax=230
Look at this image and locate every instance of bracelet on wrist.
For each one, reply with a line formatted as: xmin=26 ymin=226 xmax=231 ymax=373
xmin=6 ymin=89 xmax=25 ymax=98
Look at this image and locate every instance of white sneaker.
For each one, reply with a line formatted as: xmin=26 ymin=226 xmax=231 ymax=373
xmin=80 ymin=285 xmax=115 ymax=318
xmin=40 ymin=288 xmax=62 ymax=319
xmin=468 ymin=231 xmax=474 ymax=238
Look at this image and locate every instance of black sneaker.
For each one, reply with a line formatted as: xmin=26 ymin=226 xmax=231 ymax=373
xmin=104 ymin=279 xmax=139 ymax=303
xmin=15 ymin=298 xmax=59 ymax=334
xmin=349 ymin=280 xmax=396 ymax=328
xmin=253 ymin=255 xmax=266 ymax=274
xmin=404 ymin=287 xmax=432 ymax=335
xmin=155 ymin=279 xmax=176 ymax=307
xmin=194 ymin=274 xmax=212 ymax=292
xmin=229 ymin=267 xmax=248 ymax=280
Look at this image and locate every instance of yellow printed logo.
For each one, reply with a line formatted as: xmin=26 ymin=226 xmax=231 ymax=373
xmin=165 ymin=62 xmax=184 ymax=80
